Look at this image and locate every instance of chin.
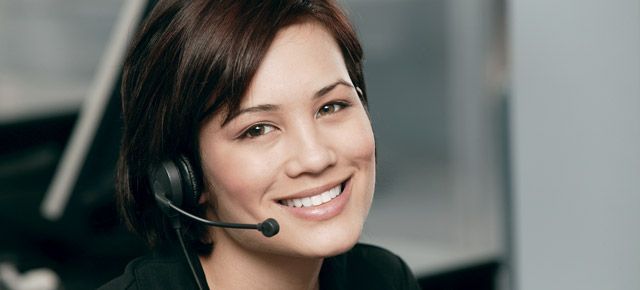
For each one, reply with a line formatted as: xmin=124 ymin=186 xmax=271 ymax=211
xmin=319 ymin=238 xmax=359 ymax=258
xmin=295 ymin=221 xmax=364 ymax=258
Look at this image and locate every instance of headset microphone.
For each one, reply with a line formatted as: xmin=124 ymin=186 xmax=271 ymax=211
xmin=154 ymin=193 xmax=280 ymax=237
xmin=150 ymin=156 xmax=280 ymax=290
xmin=150 ymin=157 xmax=280 ymax=237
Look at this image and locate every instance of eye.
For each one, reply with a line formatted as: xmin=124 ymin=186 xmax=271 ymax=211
xmin=316 ymin=102 xmax=349 ymax=118
xmin=241 ymin=124 xmax=275 ymax=138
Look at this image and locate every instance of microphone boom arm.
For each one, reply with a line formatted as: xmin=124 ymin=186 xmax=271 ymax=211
xmin=166 ymin=201 xmax=260 ymax=230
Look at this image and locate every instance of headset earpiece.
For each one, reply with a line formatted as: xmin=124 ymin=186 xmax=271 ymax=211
xmin=150 ymin=155 xmax=201 ymax=214
xmin=175 ymin=155 xmax=201 ymax=209
xmin=150 ymin=160 xmax=184 ymax=219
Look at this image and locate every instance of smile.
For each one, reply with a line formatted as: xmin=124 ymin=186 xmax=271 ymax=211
xmin=278 ymin=184 xmax=343 ymax=208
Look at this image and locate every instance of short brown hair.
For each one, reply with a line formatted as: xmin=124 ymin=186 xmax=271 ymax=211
xmin=117 ymin=0 xmax=367 ymax=252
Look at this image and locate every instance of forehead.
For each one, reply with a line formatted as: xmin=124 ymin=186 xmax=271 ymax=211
xmin=240 ymin=21 xmax=351 ymax=108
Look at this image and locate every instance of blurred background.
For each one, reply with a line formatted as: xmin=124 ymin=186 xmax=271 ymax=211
xmin=0 ymin=0 xmax=638 ymax=289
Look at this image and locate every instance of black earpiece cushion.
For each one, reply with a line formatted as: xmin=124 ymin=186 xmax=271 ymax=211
xmin=176 ymin=155 xmax=201 ymax=209
xmin=150 ymin=160 xmax=184 ymax=209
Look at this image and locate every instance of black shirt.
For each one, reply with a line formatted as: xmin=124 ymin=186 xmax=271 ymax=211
xmin=99 ymin=243 xmax=420 ymax=290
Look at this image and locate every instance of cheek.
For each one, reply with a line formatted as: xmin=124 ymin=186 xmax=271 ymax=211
xmin=200 ymin=145 xmax=278 ymax=206
xmin=338 ymin=114 xmax=376 ymax=165
xmin=341 ymin=113 xmax=376 ymax=208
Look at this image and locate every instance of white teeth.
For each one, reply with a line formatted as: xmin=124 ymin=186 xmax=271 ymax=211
xmin=280 ymin=184 xmax=343 ymax=208
xmin=301 ymin=197 xmax=312 ymax=207
xmin=330 ymin=185 xmax=340 ymax=198
xmin=320 ymin=193 xmax=331 ymax=203
xmin=311 ymin=196 xmax=322 ymax=206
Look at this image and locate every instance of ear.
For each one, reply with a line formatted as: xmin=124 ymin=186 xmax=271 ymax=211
xmin=197 ymin=178 xmax=210 ymax=205
xmin=198 ymin=190 xmax=208 ymax=205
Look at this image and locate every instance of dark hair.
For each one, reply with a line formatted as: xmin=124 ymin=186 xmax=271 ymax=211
xmin=117 ymin=0 xmax=367 ymax=252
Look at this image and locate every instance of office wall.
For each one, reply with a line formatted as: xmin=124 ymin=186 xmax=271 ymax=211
xmin=344 ymin=0 xmax=505 ymax=275
xmin=509 ymin=0 xmax=640 ymax=289
xmin=0 ymin=0 xmax=123 ymax=122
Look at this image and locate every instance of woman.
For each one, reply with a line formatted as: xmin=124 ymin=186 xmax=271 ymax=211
xmin=100 ymin=0 xmax=420 ymax=289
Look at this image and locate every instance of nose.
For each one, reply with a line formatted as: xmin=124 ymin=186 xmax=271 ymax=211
xmin=284 ymin=124 xmax=337 ymax=178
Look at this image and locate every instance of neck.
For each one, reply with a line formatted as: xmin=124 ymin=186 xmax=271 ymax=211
xmin=199 ymin=232 xmax=323 ymax=290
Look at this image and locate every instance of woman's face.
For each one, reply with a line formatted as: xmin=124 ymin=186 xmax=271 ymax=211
xmin=199 ymin=21 xmax=375 ymax=258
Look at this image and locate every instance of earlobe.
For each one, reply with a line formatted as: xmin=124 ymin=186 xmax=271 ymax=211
xmin=198 ymin=190 xmax=208 ymax=205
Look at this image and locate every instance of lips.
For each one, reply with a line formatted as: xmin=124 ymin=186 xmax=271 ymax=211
xmin=275 ymin=178 xmax=352 ymax=221
xmin=278 ymin=184 xmax=343 ymax=208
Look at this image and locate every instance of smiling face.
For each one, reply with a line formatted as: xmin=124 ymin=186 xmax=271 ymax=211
xmin=198 ymin=21 xmax=375 ymax=259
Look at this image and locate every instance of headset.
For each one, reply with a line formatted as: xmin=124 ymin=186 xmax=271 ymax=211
xmin=148 ymin=155 xmax=279 ymax=289
xmin=149 ymin=155 xmax=279 ymax=236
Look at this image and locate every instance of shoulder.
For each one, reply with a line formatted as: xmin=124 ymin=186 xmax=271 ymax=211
xmin=98 ymin=250 xmax=201 ymax=290
xmin=344 ymin=243 xmax=416 ymax=280
xmin=321 ymin=243 xmax=421 ymax=290
xmin=347 ymin=243 xmax=406 ymax=267
xmin=98 ymin=256 xmax=146 ymax=290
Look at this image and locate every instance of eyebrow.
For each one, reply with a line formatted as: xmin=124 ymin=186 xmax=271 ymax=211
xmin=222 ymin=79 xmax=354 ymax=126
xmin=314 ymin=79 xmax=354 ymax=99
